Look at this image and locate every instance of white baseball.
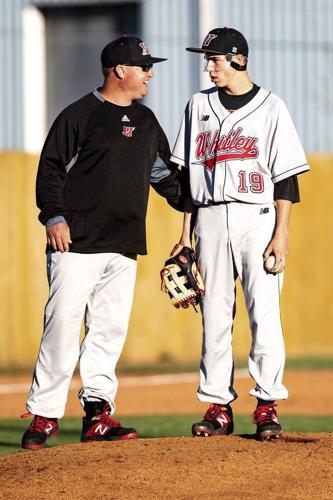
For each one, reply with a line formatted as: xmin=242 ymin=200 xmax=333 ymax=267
xmin=264 ymin=255 xmax=276 ymax=271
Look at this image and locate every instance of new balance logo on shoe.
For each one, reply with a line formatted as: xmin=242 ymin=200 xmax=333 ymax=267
xmin=216 ymin=414 xmax=229 ymax=426
xmin=94 ymin=423 xmax=108 ymax=435
xmin=45 ymin=422 xmax=55 ymax=434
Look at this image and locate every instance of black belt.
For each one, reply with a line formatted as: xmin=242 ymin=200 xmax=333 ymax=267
xmin=197 ymin=201 xmax=231 ymax=207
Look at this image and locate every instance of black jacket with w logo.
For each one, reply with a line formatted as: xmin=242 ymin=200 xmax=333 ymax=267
xmin=36 ymin=91 xmax=183 ymax=255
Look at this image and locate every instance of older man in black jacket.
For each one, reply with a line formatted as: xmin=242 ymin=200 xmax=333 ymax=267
xmin=21 ymin=36 xmax=182 ymax=450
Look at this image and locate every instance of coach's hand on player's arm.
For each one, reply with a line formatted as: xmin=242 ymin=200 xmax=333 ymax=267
xmin=46 ymin=222 xmax=72 ymax=252
xmin=264 ymin=199 xmax=292 ymax=273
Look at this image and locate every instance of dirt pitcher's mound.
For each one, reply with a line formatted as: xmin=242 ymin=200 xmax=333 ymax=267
xmin=1 ymin=434 xmax=332 ymax=499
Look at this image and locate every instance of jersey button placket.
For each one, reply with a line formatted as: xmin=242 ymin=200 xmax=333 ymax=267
xmin=213 ymin=122 xmax=230 ymax=202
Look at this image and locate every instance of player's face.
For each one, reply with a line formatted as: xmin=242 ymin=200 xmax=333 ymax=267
xmin=123 ymin=65 xmax=154 ymax=100
xmin=204 ymin=53 xmax=234 ymax=88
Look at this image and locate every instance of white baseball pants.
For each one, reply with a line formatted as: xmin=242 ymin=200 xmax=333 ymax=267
xmin=194 ymin=202 xmax=288 ymax=404
xmin=26 ymin=251 xmax=137 ymax=418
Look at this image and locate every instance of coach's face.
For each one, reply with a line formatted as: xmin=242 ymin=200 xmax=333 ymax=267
xmin=205 ymin=53 xmax=236 ymax=88
xmin=122 ymin=65 xmax=154 ymax=100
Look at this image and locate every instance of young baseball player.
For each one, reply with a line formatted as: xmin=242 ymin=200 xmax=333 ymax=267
xmin=21 ymin=36 xmax=183 ymax=450
xmin=171 ymin=27 xmax=309 ymax=440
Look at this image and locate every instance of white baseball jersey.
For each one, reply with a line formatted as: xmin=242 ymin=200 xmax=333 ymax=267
xmin=171 ymin=87 xmax=309 ymax=205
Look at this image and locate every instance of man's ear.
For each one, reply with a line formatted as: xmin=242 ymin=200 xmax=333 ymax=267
xmin=232 ymin=54 xmax=245 ymax=66
xmin=229 ymin=53 xmax=247 ymax=71
xmin=234 ymin=54 xmax=247 ymax=65
xmin=113 ymin=64 xmax=126 ymax=79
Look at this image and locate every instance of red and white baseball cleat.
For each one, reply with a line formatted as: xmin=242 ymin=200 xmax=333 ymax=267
xmin=192 ymin=403 xmax=234 ymax=437
xmin=252 ymin=403 xmax=283 ymax=441
xmin=81 ymin=401 xmax=137 ymax=442
xmin=21 ymin=414 xmax=59 ymax=450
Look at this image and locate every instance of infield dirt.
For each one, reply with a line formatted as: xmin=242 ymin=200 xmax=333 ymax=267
xmin=1 ymin=433 xmax=333 ymax=499
xmin=1 ymin=369 xmax=333 ymax=498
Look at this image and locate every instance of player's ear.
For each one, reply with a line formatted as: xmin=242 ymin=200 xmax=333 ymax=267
xmin=113 ymin=64 xmax=126 ymax=79
xmin=229 ymin=53 xmax=247 ymax=71
xmin=236 ymin=54 xmax=248 ymax=66
xmin=233 ymin=54 xmax=245 ymax=65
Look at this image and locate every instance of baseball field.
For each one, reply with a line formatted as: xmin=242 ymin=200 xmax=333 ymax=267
xmin=1 ymin=366 xmax=332 ymax=498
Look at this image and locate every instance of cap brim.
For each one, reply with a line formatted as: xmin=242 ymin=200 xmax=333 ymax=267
xmin=186 ymin=47 xmax=205 ymax=53
xmin=150 ymin=57 xmax=167 ymax=64
xmin=186 ymin=47 xmax=226 ymax=54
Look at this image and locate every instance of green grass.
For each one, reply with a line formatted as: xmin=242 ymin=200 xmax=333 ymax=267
xmin=109 ymin=357 xmax=333 ymax=373
xmin=285 ymin=357 xmax=333 ymax=370
xmin=2 ymin=357 xmax=333 ymax=376
xmin=0 ymin=415 xmax=332 ymax=457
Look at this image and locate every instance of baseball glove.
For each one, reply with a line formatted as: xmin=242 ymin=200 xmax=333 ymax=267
xmin=160 ymin=244 xmax=205 ymax=311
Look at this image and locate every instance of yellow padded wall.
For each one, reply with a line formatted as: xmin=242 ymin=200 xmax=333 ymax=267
xmin=0 ymin=153 xmax=331 ymax=369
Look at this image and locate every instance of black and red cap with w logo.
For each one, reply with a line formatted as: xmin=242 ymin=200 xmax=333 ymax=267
xmin=187 ymin=27 xmax=249 ymax=57
xmin=101 ymin=36 xmax=167 ymax=67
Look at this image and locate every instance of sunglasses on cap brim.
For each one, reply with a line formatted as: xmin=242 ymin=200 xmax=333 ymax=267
xmin=121 ymin=63 xmax=153 ymax=72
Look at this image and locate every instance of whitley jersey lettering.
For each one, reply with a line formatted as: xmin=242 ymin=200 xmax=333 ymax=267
xmin=171 ymin=87 xmax=309 ymax=205
xmin=195 ymin=127 xmax=259 ymax=171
